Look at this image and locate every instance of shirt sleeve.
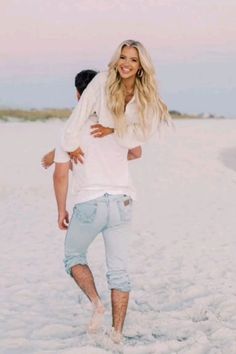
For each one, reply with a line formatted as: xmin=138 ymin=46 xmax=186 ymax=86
xmin=114 ymin=110 xmax=159 ymax=149
xmin=61 ymin=73 xmax=102 ymax=152
xmin=54 ymin=144 xmax=70 ymax=163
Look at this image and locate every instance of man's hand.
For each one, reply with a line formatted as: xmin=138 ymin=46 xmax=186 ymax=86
xmin=90 ymin=124 xmax=114 ymax=138
xmin=69 ymin=147 xmax=84 ymax=164
xmin=58 ymin=210 xmax=69 ymax=230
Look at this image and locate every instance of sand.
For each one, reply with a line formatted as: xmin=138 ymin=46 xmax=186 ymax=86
xmin=0 ymin=118 xmax=236 ymax=354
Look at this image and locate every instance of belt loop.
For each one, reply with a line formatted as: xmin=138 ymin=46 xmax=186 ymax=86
xmin=104 ymin=193 xmax=109 ymax=198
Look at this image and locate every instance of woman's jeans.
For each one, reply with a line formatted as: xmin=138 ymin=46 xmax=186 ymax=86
xmin=64 ymin=193 xmax=132 ymax=292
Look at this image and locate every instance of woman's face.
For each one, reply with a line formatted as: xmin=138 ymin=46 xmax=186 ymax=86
xmin=117 ymin=46 xmax=141 ymax=81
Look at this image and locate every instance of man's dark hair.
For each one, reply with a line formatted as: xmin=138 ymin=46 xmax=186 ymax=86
xmin=75 ymin=70 xmax=98 ymax=95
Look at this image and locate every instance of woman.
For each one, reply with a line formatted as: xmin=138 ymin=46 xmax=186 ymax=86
xmin=62 ymin=39 xmax=170 ymax=157
xmin=59 ymin=40 xmax=170 ymax=345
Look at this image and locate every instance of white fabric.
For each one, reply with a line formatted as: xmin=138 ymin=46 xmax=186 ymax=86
xmin=54 ymin=116 xmax=136 ymax=203
xmin=61 ymin=71 xmax=158 ymax=151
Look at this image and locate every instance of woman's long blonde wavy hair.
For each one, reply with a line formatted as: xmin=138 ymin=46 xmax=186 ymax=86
xmin=106 ymin=39 xmax=170 ymax=136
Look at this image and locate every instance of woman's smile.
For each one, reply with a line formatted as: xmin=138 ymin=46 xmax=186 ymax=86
xmin=117 ymin=46 xmax=140 ymax=80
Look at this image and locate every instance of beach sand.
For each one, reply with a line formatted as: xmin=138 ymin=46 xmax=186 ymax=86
xmin=220 ymin=146 xmax=236 ymax=172
xmin=0 ymin=118 xmax=236 ymax=354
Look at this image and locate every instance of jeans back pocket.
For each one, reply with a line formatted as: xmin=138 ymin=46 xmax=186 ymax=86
xmin=74 ymin=201 xmax=97 ymax=223
xmin=117 ymin=196 xmax=132 ymax=223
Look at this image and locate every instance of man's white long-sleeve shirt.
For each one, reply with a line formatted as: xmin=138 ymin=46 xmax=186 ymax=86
xmin=55 ymin=116 xmax=136 ymax=203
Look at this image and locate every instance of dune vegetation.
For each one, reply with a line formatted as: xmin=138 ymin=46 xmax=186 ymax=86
xmin=0 ymin=108 xmax=72 ymax=121
xmin=0 ymin=108 xmax=212 ymax=121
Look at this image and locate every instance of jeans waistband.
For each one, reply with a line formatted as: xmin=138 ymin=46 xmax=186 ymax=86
xmin=98 ymin=193 xmax=129 ymax=202
xmin=82 ymin=193 xmax=130 ymax=203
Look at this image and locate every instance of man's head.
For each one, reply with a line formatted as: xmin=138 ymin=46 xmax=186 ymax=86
xmin=75 ymin=70 xmax=98 ymax=100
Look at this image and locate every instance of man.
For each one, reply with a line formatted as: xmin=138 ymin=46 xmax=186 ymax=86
xmin=53 ymin=71 xmax=141 ymax=344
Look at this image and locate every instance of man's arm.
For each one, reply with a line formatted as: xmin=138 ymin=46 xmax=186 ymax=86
xmin=53 ymin=162 xmax=70 ymax=230
xmin=127 ymin=146 xmax=142 ymax=160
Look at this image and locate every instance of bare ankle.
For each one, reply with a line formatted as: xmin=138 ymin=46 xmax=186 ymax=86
xmin=93 ymin=299 xmax=105 ymax=311
xmin=110 ymin=327 xmax=123 ymax=344
xmin=88 ymin=301 xmax=105 ymax=333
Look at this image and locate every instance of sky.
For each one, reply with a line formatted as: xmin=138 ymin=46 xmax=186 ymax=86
xmin=1 ymin=0 xmax=236 ymax=117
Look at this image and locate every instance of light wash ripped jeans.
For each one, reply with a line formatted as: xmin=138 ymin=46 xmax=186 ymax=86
xmin=64 ymin=193 xmax=132 ymax=292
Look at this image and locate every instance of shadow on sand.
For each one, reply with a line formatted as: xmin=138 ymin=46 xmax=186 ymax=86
xmin=219 ymin=147 xmax=236 ymax=172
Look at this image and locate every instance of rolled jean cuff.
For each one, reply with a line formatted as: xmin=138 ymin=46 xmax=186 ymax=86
xmin=107 ymin=270 xmax=131 ymax=292
xmin=64 ymin=255 xmax=88 ymax=276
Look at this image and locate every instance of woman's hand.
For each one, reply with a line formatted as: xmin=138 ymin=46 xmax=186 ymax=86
xmin=90 ymin=124 xmax=114 ymax=138
xmin=127 ymin=146 xmax=142 ymax=160
xmin=68 ymin=147 xmax=84 ymax=164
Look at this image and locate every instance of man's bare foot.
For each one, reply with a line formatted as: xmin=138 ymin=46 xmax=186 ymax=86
xmin=87 ymin=302 xmax=105 ymax=333
xmin=41 ymin=149 xmax=55 ymax=169
xmin=110 ymin=327 xmax=123 ymax=344
xmin=100 ymin=327 xmax=123 ymax=352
